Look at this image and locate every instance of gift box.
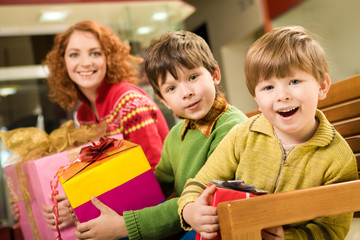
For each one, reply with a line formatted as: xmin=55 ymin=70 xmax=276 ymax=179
xmin=58 ymin=138 xmax=165 ymax=223
xmin=4 ymin=149 xmax=80 ymax=240
xmin=195 ymin=181 xmax=266 ymax=240
xmin=1 ymin=123 xmax=118 ymax=240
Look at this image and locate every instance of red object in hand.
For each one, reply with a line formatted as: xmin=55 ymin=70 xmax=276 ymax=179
xmin=195 ymin=184 xmax=263 ymax=240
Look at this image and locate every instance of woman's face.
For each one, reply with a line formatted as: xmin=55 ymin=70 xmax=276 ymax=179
xmin=64 ymin=30 xmax=106 ymax=95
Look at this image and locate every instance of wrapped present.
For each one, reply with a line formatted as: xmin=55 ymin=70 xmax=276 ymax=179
xmin=57 ymin=138 xmax=165 ymax=224
xmin=195 ymin=180 xmax=267 ymax=240
xmin=4 ymin=150 xmax=80 ymax=240
xmin=1 ymin=121 xmax=111 ymax=240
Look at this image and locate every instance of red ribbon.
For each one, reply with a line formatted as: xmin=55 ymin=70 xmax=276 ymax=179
xmin=49 ymin=137 xmax=123 ymax=240
xmin=78 ymin=136 xmax=122 ymax=162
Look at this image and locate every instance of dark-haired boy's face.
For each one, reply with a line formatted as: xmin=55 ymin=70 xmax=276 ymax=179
xmin=158 ymin=66 xmax=220 ymax=120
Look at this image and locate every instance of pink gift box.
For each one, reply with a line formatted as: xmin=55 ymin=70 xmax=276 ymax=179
xmin=5 ymin=150 xmax=77 ymax=240
xmin=4 ymin=134 xmax=123 ymax=240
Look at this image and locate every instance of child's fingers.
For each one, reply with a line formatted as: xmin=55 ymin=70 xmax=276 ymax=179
xmin=197 ymin=184 xmax=217 ymax=206
xmin=199 ymin=231 xmax=218 ymax=240
xmin=75 ymin=221 xmax=92 ymax=234
xmin=74 ymin=225 xmax=91 ymax=239
xmin=90 ymin=196 xmax=112 ymax=214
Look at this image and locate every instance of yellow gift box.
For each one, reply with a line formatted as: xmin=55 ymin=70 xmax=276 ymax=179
xmin=59 ymin=139 xmax=165 ymax=222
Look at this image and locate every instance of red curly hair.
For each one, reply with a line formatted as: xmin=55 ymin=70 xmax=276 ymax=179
xmin=44 ymin=20 xmax=143 ymax=110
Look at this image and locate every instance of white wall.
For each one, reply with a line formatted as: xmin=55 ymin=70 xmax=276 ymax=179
xmin=185 ymin=0 xmax=360 ymax=113
xmin=184 ymin=0 xmax=263 ymax=113
xmin=220 ymin=34 xmax=259 ymax=113
xmin=272 ymin=0 xmax=360 ymax=84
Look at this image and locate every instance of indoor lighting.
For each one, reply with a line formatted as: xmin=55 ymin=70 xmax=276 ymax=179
xmin=39 ymin=10 xmax=69 ymax=22
xmin=0 ymin=85 xmax=18 ymax=97
xmin=136 ymin=27 xmax=153 ymax=35
xmin=152 ymin=12 xmax=169 ymax=21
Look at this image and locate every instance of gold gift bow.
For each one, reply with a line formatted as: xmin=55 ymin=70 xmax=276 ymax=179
xmin=0 ymin=120 xmax=106 ymax=239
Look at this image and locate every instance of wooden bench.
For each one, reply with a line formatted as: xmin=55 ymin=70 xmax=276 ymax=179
xmin=217 ymin=74 xmax=360 ymax=239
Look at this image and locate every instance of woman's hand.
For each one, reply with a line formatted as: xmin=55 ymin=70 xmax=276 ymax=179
xmin=10 ymin=202 xmax=20 ymax=223
xmin=42 ymin=193 xmax=76 ymax=230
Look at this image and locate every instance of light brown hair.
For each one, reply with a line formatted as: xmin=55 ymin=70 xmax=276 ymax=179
xmin=44 ymin=20 xmax=143 ymax=110
xmin=144 ymin=30 xmax=218 ymax=98
xmin=245 ymin=26 xmax=329 ymax=96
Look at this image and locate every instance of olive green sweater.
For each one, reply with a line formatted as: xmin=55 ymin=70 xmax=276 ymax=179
xmin=178 ymin=110 xmax=358 ymax=239
xmin=123 ymin=106 xmax=248 ymax=239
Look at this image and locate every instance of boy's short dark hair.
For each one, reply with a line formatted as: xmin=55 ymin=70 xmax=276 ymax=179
xmin=245 ymin=26 xmax=329 ymax=97
xmin=145 ymin=30 xmax=218 ymax=98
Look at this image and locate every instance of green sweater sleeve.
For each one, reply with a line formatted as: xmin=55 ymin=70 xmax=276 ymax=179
xmin=124 ymin=106 xmax=248 ymax=239
xmin=123 ymin=198 xmax=182 ymax=240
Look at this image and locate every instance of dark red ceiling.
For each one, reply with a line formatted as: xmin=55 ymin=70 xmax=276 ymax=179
xmin=0 ymin=0 xmax=172 ymax=5
xmin=266 ymin=0 xmax=305 ymax=19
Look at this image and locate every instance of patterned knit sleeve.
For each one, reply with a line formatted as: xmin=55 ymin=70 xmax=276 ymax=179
xmin=109 ymin=91 xmax=166 ymax=170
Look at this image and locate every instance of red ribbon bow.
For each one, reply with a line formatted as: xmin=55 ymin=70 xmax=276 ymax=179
xmin=79 ymin=137 xmax=123 ymax=162
xmin=50 ymin=137 xmax=123 ymax=240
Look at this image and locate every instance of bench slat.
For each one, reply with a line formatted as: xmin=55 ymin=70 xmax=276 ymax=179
xmin=347 ymin=136 xmax=360 ymax=154
xmin=321 ymin=99 xmax=360 ymax=122
xmin=218 ymin=180 xmax=360 ymax=240
xmin=333 ymin=117 xmax=360 ymax=138
xmin=318 ymin=74 xmax=360 ymax=108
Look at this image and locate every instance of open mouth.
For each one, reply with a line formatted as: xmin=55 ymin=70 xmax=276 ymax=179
xmin=278 ymin=107 xmax=298 ymax=117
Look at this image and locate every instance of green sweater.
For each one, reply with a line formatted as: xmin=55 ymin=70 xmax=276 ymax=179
xmin=123 ymin=106 xmax=248 ymax=239
xmin=178 ymin=110 xmax=358 ymax=239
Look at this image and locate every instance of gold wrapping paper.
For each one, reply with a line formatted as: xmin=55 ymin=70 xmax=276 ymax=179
xmin=1 ymin=120 xmax=107 ymax=163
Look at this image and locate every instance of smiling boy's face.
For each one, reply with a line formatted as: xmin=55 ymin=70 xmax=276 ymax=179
xmin=158 ymin=65 xmax=221 ymax=120
xmin=254 ymin=68 xmax=330 ymax=144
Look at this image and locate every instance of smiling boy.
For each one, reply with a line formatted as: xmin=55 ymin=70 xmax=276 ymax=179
xmin=178 ymin=26 xmax=358 ymax=240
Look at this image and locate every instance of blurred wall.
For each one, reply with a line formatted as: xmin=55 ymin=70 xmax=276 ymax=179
xmin=272 ymin=0 xmax=360 ymax=83
xmin=184 ymin=0 xmax=263 ymax=113
xmin=185 ymin=0 xmax=360 ymax=113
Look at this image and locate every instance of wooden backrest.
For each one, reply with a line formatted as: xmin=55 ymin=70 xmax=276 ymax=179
xmin=317 ymin=75 xmax=360 ymax=175
xmin=217 ymin=75 xmax=360 ymax=239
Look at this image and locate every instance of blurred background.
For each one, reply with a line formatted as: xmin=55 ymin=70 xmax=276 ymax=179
xmin=0 ymin=0 xmax=359 ymax=238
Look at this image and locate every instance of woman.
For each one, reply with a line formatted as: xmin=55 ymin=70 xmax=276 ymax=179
xmin=45 ymin=20 xmax=169 ymax=168
xmin=40 ymin=20 xmax=169 ymax=231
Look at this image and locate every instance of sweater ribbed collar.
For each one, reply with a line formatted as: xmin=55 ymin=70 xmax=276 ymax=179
xmin=249 ymin=109 xmax=335 ymax=147
xmin=181 ymin=95 xmax=229 ymax=141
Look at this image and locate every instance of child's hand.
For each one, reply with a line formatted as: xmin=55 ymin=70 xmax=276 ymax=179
xmin=183 ymin=184 xmax=218 ymax=239
xmin=261 ymin=226 xmax=284 ymax=240
xmin=74 ymin=196 xmax=127 ymax=240
xmin=10 ymin=202 xmax=20 ymax=222
xmin=42 ymin=193 xmax=76 ymax=230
